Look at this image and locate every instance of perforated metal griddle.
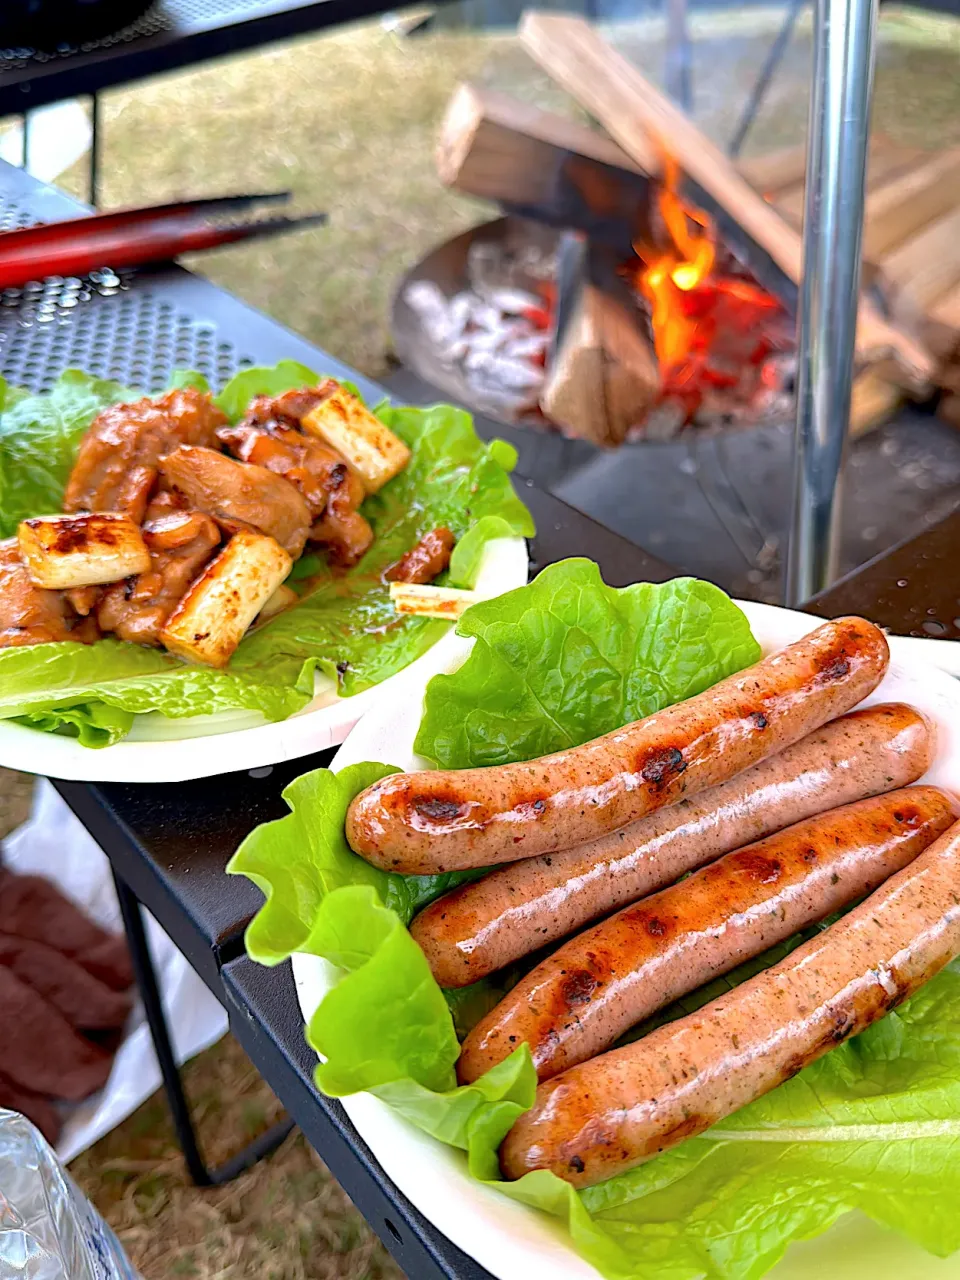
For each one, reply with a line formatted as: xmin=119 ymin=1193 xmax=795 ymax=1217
xmin=0 ymin=164 xmax=365 ymax=398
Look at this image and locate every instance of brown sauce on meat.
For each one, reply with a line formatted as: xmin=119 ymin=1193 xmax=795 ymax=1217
xmin=64 ymin=388 xmax=226 ymax=516
xmin=96 ymin=511 xmax=221 ymax=646
xmin=159 ymin=444 xmax=310 ymax=558
xmin=385 ymin=528 xmax=456 ymax=585
xmin=0 ymin=539 xmax=97 ymax=648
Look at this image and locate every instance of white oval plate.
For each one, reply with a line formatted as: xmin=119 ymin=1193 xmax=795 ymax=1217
xmin=0 ymin=537 xmax=528 ymax=783
xmin=293 ymin=599 xmax=960 ymax=1280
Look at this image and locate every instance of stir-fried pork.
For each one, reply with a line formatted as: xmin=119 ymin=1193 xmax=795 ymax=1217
xmin=217 ymin=421 xmax=348 ymax=519
xmin=96 ymin=511 xmax=221 ymax=646
xmin=0 ymin=540 xmax=98 ymax=648
xmin=309 ymin=463 xmax=373 ymax=567
xmin=386 ymin=528 xmax=455 ymax=584
xmin=158 ymin=445 xmax=311 ymax=558
xmin=223 ymin=387 xmax=376 ymax=565
xmin=246 ymin=389 xmax=326 ymax=426
xmin=63 ymin=389 xmax=227 ymax=520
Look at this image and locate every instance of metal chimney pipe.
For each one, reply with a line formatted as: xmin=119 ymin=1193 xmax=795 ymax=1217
xmin=784 ymin=0 xmax=879 ymax=606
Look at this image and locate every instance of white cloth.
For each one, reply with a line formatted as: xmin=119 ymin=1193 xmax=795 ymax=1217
xmin=1 ymin=779 xmax=229 ymax=1164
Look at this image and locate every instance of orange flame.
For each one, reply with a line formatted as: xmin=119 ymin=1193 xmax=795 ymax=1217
xmin=635 ymin=157 xmax=717 ymax=368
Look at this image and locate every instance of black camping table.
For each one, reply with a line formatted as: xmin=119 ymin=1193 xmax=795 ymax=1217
xmin=3 ymin=155 xmax=960 ymax=1279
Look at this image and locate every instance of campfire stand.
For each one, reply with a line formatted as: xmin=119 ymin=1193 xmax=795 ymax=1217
xmin=786 ymin=0 xmax=879 ymax=603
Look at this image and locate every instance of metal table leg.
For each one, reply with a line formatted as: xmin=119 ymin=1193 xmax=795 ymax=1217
xmin=728 ymin=0 xmax=806 ymax=158
xmin=111 ymin=869 xmax=295 ymax=1186
xmin=665 ymin=0 xmax=692 ymax=111
xmin=89 ymin=93 xmax=101 ymax=208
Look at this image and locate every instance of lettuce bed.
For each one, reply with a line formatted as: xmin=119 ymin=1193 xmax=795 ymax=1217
xmin=0 ymin=362 xmax=534 ymax=746
xmin=229 ymin=565 xmax=953 ymax=1275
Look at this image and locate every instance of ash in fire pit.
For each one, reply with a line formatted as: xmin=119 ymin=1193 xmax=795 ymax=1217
xmin=398 ymin=219 xmax=558 ymax=423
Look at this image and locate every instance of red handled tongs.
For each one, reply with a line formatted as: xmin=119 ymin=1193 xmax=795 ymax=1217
xmin=0 ymin=191 xmax=327 ymax=289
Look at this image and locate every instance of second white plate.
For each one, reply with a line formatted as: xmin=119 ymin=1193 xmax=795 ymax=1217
xmin=293 ymin=599 xmax=960 ymax=1280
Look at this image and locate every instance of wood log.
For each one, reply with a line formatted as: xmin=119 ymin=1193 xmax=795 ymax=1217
xmin=540 ymin=234 xmax=659 ymax=446
xmin=438 ymin=82 xmax=645 ymax=191
xmin=863 ymin=146 xmax=960 ymax=263
xmin=436 ymin=83 xmax=654 ymax=250
xmin=771 ymin=141 xmax=927 ymax=240
xmin=880 ymin=205 xmax=960 ymax=325
xmin=519 ymin=10 xmax=935 ymax=392
xmin=925 ymin=281 xmax=960 ymax=359
xmin=738 ymin=143 xmax=807 ymax=199
xmin=849 ymin=368 xmax=903 ymax=438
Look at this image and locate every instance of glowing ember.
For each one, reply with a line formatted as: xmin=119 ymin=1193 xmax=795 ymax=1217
xmin=632 ymin=158 xmax=790 ymax=424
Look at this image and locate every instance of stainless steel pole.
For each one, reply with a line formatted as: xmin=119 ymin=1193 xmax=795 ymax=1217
xmin=784 ymin=0 xmax=878 ymax=606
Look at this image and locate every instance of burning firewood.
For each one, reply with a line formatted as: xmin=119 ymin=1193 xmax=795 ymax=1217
xmin=519 ymin=11 xmax=936 ymax=394
xmin=540 ymin=236 xmax=659 ymax=446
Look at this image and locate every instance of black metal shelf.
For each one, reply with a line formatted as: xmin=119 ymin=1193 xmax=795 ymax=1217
xmin=0 ymin=0 xmax=404 ymax=114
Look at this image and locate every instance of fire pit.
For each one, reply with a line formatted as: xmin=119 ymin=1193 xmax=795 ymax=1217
xmin=394 ymin=175 xmax=795 ymax=448
xmin=396 ymin=78 xmax=801 ymax=448
xmin=396 ymin=40 xmax=960 ymax=455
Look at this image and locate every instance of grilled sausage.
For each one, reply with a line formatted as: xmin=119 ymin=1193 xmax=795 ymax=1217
xmin=459 ymin=785 xmax=957 ymax=1084
xmin=412 ymin=704 xmax=932 ymax=987
xmin=500 ymin=812 xmax=960 ymax=1188
xmin=347 ymin=617 xmax=889 ymax=874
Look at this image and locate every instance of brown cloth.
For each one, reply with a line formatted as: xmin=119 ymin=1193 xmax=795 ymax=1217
xmin=0 ymin=869 xmax=133 ymax=1144
xmin=0 ymin=967 xmax=114 ymax=1100
xmin=0 ymin=1068 xmax=63 ymax=1146
xmin=0 ymin=869 xmax=133 ymax=991
xmin=0 ymin=933 xmax=132 ymax=1030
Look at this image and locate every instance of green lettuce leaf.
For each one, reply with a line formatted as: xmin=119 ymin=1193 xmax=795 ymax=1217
xmin=415 ymin=561 xmax=761 ymax=768
xmin=0 ymin=362 xmax=533 ymax=746
xmin=228 ymin=762 xmax=485 ymax=964
xmin=15 ymin=701 xmax=136 ymax=748
xmin=0 ymin=639 xmax=307 ymax=747
xmin=0 ymin=377 xmax=28 ymax=411
xmin=167 ymin=369 xmax=211 ymax=393
xmin=0 ymin=369 xmax=133 ymax=537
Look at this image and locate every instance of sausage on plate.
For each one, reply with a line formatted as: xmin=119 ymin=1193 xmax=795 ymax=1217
xmin=346 ymin=617 xmax=890 ymax=874
xmin=500 ymin=812 xmax=960 ymax=1188
xmin=412 ymin=703 xmax=932 ymax=987
xmin=458 ymin=785 xmax=957 ymax=1084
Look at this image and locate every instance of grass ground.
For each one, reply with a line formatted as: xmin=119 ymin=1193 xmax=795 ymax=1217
xmin=2 ymin=8 xmax=960 ymax=1277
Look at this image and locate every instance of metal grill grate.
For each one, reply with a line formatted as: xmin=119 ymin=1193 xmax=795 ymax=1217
xmin=0 ymin=193 xmax=254 ymax=393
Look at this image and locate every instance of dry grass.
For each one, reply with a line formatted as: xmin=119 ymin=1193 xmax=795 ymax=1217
xmin=1 ymin=8 xmax=958 ymax=1277
xmin=0 ymin=768 xmax=32 ymax=839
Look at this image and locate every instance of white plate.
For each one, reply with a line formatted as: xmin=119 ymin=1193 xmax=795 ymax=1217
xmin=293 ymin=599 xmax=960 ymax=1280
xmin=0 ymin=537 xmax=528 ymax=783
